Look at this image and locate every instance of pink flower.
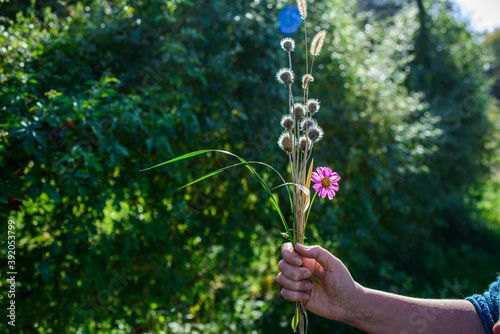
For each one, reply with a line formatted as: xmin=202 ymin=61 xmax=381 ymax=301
xmin=311 ymin=167 xmax=340 ymax=200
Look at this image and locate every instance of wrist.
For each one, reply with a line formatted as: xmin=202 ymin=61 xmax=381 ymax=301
xmin=337 ymin=283 xmax=370 ymax=324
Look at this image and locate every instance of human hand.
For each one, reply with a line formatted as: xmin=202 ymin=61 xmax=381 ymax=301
xmin=277 ymin=243 xmax=364 ymax=322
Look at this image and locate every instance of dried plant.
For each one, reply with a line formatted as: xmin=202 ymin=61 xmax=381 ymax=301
xmin=296 ymin=0 xmax=307 ymax=20
xmin=310 ymin=30 xmax=326 ymax=56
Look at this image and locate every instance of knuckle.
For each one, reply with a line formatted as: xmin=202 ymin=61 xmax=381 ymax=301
xmin=311 ymin=245 xmax=321 ymax=251
xmin=281 ymin=242 xmax=291 ymax=253
xmin=276 ymin=272 xmax=283 ymax=283
xmin=291 ymin=269 xmax=303 ymax=281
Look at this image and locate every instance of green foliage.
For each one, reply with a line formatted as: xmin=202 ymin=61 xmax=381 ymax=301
xmin=483 ymin=27 xmax=500 ymax=99
xmin=0 ymin=0 xmax=499 ymax=333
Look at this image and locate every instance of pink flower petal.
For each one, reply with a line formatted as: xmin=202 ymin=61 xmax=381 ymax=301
xmin=323 ymin=167 xmax=333 ymax=178
xmin=330 ymin=173 xmax=341 ymax=183
xmin=327 ymin=188 xmax=335 ymax=200
xmin=316 ymin=167 xmax=325 ymax=179
xmin=313 ymin=183 xmax=323 ymax=192
xmin=311 ymin=172 xmax=322 ymax=184
xmin=331 ymin=183 xmax=339 ymax=191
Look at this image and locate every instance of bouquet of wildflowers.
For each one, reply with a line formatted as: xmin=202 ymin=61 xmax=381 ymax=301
xmin=143 ymin=1 xmax=340 ymax=332
xmin=275 ymin=1 xmax=340 ymax=331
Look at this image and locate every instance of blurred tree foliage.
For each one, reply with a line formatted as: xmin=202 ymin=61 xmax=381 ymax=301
xmin=478 ymin=27 xmax=500 ymax=234
xmin=1 ymin=0 xmax=499 ymax=333
xmin=483 ymin=27 xmax=500 ymax=99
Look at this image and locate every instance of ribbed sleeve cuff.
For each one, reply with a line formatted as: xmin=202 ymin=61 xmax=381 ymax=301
xmin=466 ymin=295 xmax=494 ymax=334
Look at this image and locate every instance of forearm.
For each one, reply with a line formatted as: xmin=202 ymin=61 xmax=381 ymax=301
xmin=343 ymin=287 xmax=485 ymax=334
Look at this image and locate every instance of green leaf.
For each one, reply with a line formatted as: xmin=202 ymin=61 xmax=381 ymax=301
xmin=291 ymin=306 xmax=299 ymax=330
xmin=48 ymin=187 xmax=61 ymax=204
xmin=308 ymin=276 xmax=320 ymax=284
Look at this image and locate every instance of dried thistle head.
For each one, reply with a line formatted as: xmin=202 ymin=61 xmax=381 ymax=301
xmin=280 ymin=115 xmax=295 ymax=130
xmin=280 ymin=38 xmax=295 ymax=52
xmin=299 ymin=136 xmax=311 ymax=153
xmin=276 ymin=68 xmax=294 ymax=86
xmin=307 ymin=99 xmax=320 ymax=115
xmin=292 ymin=103 xmax=306 ymax=120
xmin=278 ymin=132 xmax=293 ymax=154
xmin=310 ymin=30 xmax=326 ymax=56
xmin=302 ymin=74 xmax=314 ymax=89
xmin=296 ymin=0 xmax=307 ymax=20
xmin=300 ymin=117 xmax=317 ymax=131
xmin=307 ymin=126 xmax=324 ymax=143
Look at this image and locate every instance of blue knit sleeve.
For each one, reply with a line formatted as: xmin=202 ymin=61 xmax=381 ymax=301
xmin=465 ymin=275 xmax=500 ymax=334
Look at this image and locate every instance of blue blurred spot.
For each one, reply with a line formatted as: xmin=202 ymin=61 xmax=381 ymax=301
xmin=278 ymin=5 xmax=302 ymax=34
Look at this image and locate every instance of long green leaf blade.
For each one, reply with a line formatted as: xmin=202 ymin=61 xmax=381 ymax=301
xmin=179 ymin=162 xmax=247 ymax=189
xmin=140 ymin=149 xmax=230 ymax=172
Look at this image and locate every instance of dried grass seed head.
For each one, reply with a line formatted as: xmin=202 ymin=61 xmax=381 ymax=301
xmin=296 ymin=0 xmax=307 ymax=20
xmin=307 ymin=126 xmax=324 ymax=143
xmin=300 ymin=117 xmax=317 ymax=131
xmin=280 ymin=115 xmax=295 ymax=130
xmin=299 ymin=136 xmax=311 ymax=153
xmin=278 ymin=132 xmax=293 ymax=154
xmin=280 ymin=38 xmax=295 ymax=52
xmin=292 ymin=103 xmax=306 ymax=120
xmin=311 ymin=30 xmax=326 ymax=56
xmin=307 ymin=99 xmax=320 ymax=115
xmin=276 ymin=68 xmax=294 ymax=86
xmin=302 ymin=74 xmax=314 ymax=89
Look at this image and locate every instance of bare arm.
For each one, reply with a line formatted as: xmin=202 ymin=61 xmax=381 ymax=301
xmin=347 ymin=288 xmax=484 ymax=334
xmin=277 ymin=243 xmax=485 ymax=334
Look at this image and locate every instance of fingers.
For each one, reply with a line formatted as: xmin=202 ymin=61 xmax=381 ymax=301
xmin=281 ymin=242 xmax=302 ymax=266
xmin=280 ymin=287 xmax=311 ymax=302
xmin=278 ymin=243 xmax=318 ymax=302
xmin=278 ymin=259 xmax=312 ymax=281
xmin=295 ymin=243 xmax=335 ymax=269
xmin=276 ymin=272 xmax=314 ymax=292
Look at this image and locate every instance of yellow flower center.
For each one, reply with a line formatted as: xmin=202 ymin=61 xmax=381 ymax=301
xmin=321 ymin=178 xmax=331 ymax=188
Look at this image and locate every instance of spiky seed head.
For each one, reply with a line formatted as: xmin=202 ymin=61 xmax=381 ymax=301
xmin=300 ymin=117 xmax=317 ymax=131
xmin=299 ymin=136 xmax=311 ymax=153
xmin=292 ymin=103 xmax=306 ymax=120
xmin=280 ymin=115 xmax=295 ymax=130
xmin=278 ymin=132 xmax=293 ymax=154
xmin=310 ymin=30 xmax=326 ymax=56
xmin=302 ymin=74 xmax=314 ymax=89
xmin=296 ymin=0 xmax=307 ymax=20
xmin=307 ymin=99 xmax=320 ymax=115
xmin=307 ymin=126 xmax=324 ymax=143
xmin=276 ymin=68 xmax=294 ymax=86
xmin=281 ymin=38 xmax=295 ymax=52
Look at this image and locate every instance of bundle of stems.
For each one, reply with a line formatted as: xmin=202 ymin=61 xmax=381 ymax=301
xmin=275 ymin=1 xmax=328 ymax=332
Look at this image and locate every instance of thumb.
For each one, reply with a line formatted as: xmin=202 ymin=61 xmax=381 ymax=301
xmin=295 ymin=243 xmax=336 ymax=277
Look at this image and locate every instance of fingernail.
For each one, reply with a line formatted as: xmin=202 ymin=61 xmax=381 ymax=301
xmin=294 ymin=257 xmax=302 ymax=266
xmin=305 ymin=282 xmax=313 ymax=290
xmin=304 ymin=293 xmax=310 ymax=300
xmin=303 ymin=271 xmax=312 ymax=279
